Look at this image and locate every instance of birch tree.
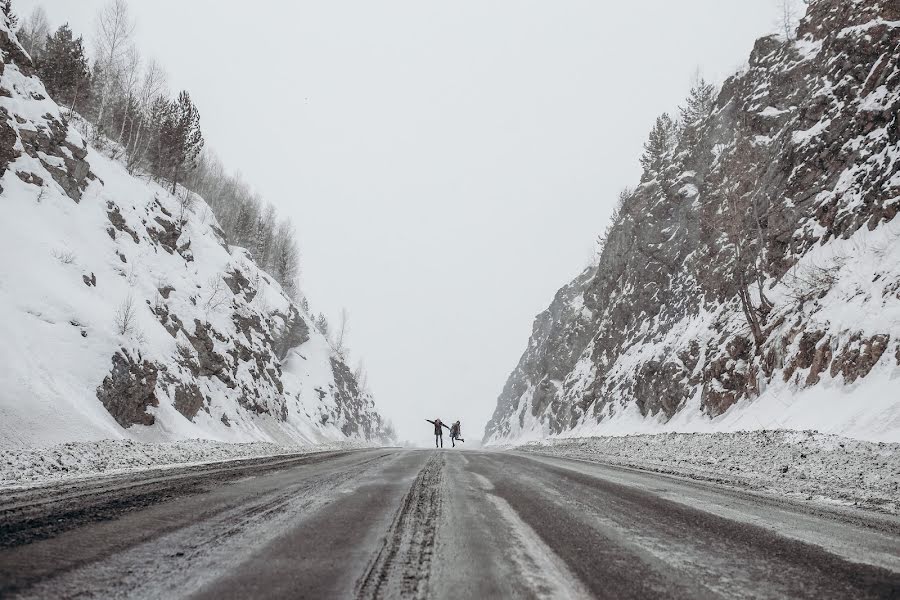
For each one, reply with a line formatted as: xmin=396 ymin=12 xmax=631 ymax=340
xmin=19 ymin=6 xmax=49 ymax=59
xmin=127 ymin=58 xmax=168 ymax=173
xmin=115 ymin=46 xmax=141 ymax=145
xmin=93 ymin=0 xmax=134 ymax=136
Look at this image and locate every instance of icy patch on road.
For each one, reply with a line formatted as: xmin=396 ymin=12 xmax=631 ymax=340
xmin=516 ymin=430 xmax=900 ymax=514
xmin=485 ymin=494 xmax=592 ymax=599
xmin=0 ymin=438 xmax=380 ymax=489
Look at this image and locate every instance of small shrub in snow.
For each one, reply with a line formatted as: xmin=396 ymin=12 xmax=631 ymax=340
xmin=204 ymin=276 xmax=228 ymax=313
xmin=785 ymin=261 xmax=841 ymax=303
xmin=51 ymin=248 xmax=76 ymax=265
xmin=177 ymin=188 xmax=195 ymax=229
xmin=114 ymin=294 xmax=137 ymax=336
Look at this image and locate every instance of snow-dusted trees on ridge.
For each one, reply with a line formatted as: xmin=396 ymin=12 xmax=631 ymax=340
xmin=637 ymin=77 xmax=717 ymax=184
xmin=184 ymin=153 xmax=302 ymax=296
xmin=9 ymin=0 xmax=304 ymax=298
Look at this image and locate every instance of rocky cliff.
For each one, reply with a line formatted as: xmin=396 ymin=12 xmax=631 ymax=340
xmin=0 ymin=18 xmax=392 ymax=448
xmin=485 ymin=0 xmax=900 ymax=444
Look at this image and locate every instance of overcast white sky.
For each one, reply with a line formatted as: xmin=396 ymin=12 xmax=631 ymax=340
xmin=21 ymin=0 xmax=796 ymax=445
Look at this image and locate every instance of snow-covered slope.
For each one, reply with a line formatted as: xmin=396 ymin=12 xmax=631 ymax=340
xmin=0 ymin=19 xmax=391 ymax=449
xmin=485 ymin=0 xmax=900 ymax=445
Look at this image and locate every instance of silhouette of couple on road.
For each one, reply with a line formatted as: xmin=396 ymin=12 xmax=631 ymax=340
xmin=426 ymin=418 xmax=464 ymax=448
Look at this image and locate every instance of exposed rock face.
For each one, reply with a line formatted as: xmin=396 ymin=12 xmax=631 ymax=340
xmin=0 ymin=26 xmax=94 ymax=201
xmin=96 ymin=350 xmax=160 ymax=428
xmin=272 ymin=307 xmax=311 ymax=361
xmin=485 ymin=0 xmax=900 ymax=444
xmin=328 ymin=358 xmax=386 ymax=440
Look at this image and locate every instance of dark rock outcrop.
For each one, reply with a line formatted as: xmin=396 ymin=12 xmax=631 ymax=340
xmin=272 ymin=307 xmax=311 ymax=360
xmin=173 ymin=382 xmax=205 ymax=421
xmin=96 ymin=350 xmax=159 ymax=428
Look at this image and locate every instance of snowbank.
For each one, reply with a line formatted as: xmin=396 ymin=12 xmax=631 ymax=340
xmin=0 ymin=438 xmax=377 ymax=489
xmin=517 ymin=430 xmax=900 ymax=514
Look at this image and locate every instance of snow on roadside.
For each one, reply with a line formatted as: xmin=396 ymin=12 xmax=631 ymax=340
xmin=0 ymin=438 xmax=380 ymax=489
xmin=516 ymin=430 xmax=900 ymax=514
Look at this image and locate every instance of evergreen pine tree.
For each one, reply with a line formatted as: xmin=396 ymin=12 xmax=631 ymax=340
xmin=677 ymin=78 xmax=716 ymax=154
xmin=36 ymin=25 xmax=90 ymax=113
xmin=639 ymin=113 xmax=677 ymax=182
xmin=148 ymin=92 xmax=204 ymax=193
xmin=679 ymin=78 xmax=716 ymax=127
xmin=315 ymin=313 xmax=329 ymax=334
xmin=164 ymin=91 xmax=204 ymax=193
xmin=147 ymin=96 xmax=174 ymax=178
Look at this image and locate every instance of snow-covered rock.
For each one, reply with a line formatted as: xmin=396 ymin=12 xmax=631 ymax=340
xmin=0 ymin=17 xmax=391 ymax=449
xmin=485 ymin=0 xmax=900 ymax=445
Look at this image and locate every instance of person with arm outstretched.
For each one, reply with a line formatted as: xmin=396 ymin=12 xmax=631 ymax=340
xmin=426 ymin=418 xmax=450 ymax=448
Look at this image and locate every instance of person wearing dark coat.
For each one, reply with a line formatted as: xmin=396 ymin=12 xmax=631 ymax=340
xmin=449 ymin=421 xmax=464 ymax=447
xmin=426 ymin=418 xmax=450 ymax=448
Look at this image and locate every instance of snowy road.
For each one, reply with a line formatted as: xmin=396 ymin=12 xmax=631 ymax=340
xmin=1 ymin=448 xmax=899 ymax=599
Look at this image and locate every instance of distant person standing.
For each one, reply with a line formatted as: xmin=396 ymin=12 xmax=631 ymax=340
xmin=426 ymin=418 xmax=449 ymax=448
xmin=449 ymin=421 xmax=464 ymax=447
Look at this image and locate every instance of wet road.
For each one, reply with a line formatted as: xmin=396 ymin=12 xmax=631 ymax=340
xmin=1 ymin=448 xmax=899 ymax=599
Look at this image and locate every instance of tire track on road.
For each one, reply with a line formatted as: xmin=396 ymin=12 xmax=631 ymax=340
xmin=356 ymin=452 xmax=445 ymax=600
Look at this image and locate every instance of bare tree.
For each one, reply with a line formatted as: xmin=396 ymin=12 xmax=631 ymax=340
xmin=720 ymin=193 xmax=767 ymax=350
xmin=114 ymin=294 xmax=137 ymax=335
xmin=127 ymin=58 xmax=168 ymax=172
xmin=115 ymin=45 xmax=141 ymax=147
xmin=174 ymin=188 xmax=195 ymax=240
xmin=331 ymin=308 xmax=349 ymax=359
xmin=93 ymin=0 xmax=135 ymax=135
xmin=353 ymin=359 xmax=369 ymax=393
xmin=784 ymin=260 xmax=841 ymax=303
xmin=271 ymin=219 xmax=301 ymax=296
xmin=777 ymin=0 xmax=806 ymax=41
xmin=19 ymin=6 xmax=49 ymax=59
xmin=204 ymin=276 xmax=228 ymax=313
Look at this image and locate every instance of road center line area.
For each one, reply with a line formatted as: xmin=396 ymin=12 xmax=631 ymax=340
xmin=1 ymin=448 xmax=899 ymax=599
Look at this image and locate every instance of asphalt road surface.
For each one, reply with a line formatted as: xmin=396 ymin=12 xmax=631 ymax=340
xmin=1 ymin=448 xmax=899 ymax=599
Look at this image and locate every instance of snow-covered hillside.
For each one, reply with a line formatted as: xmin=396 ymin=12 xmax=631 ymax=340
xmin=485 ymin=0 xmax=900 ymax=445
xmin=0 ymin=18 xmax=391 ymax=449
